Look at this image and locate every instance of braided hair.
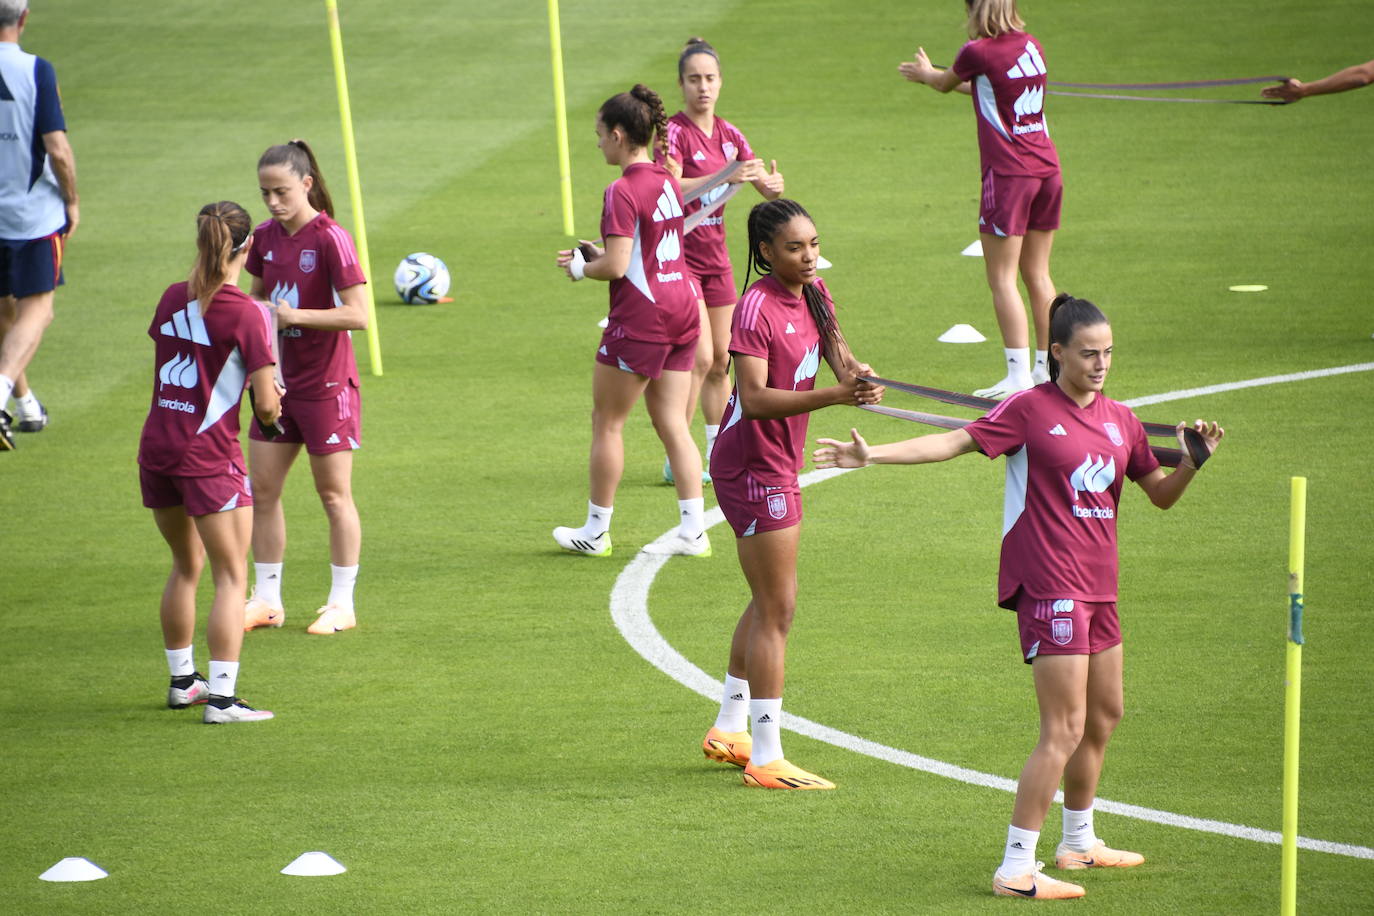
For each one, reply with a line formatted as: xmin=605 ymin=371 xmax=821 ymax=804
xmin=1046 ymin=293 xmax=1109 ymax=383
xmin=598 ymin=84 xmax=669 ymax=161
xmin=741 ymin=199 xmax=840 ymax=354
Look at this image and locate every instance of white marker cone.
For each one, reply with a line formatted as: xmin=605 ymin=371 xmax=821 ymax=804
xmin=960 ymin=240 xmax=983 ymax=257
xmin=816 ymin=255 xmax=833 ymax=269
xmin=39 ymin=857 xmax=108 ymax=882
xmin=938 ymin=323 xmax=987 ymax=344
xmin=281 ymin=851 xmax=347 ymax=877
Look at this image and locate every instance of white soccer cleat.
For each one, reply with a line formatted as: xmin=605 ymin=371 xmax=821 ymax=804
xmin=203 ymin=697 xmax=274 ymax=724
xmin=973 ymin=375 xmax=1035 ymax=400
xmin=553 ymin=526 xmax=612 ymax=557
xmin=641 ymin=528 xmax=711 ymax=558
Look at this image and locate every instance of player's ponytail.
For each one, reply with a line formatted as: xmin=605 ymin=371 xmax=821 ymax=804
xmin=599 ymin=84 xmax=669 ymax=161
xmin=188 ymin=201 xmax=252 ymax=308
xmin=1046 ymin=293 xmax=1108 ymax=383
xmin=678 ymin=37 xmax=720 ymax=78
xmin=257 ymin=139 xmax=335 ymax=218
xmin=742 ymin=198 xmax=840 ymax=354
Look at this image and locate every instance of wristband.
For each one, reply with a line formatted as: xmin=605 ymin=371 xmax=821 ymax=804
xmin=569 ymin=248 xmax=586 ymax=280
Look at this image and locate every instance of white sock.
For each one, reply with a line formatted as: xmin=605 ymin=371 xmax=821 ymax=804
xmin=584 ymin=501 xmax=613 ymax=538
xmin=15 ymin=388 xmax=40 ymax=418
xmin=704 ymin=424 xmax=720 ymax=460
xmin=749 ymin=697 xmax=784 ymax=767
xmin=713 ymin=673 xmax=750 ymax=732
xmin=677 ymin=497 xmax=705 ymax=539
xmin=0 ymin=374 xmax=13 ymax=408
xmin=1034 ymin=349 xmax=1048 ymax=368
xmin=1062 ymin=805 xmax=1097 ymax=852
xmin=254 ymin=562 xmax=284 ymax=606
xmin=165 ymin=645 xmax=195 ymax=677
xmin=328 ymin=564 xmax=358 ymax=611
xmin=208 ymin=660 xmax=240 ymax=698
xmin=1003 ymin=347 xmax=1032 ymax=383
xmin=999 ymin=825 xmax=1040 ymax=877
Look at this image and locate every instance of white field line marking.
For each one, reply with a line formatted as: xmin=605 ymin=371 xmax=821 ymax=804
xmin=612 ymin=365 xmax=1374 ymax=861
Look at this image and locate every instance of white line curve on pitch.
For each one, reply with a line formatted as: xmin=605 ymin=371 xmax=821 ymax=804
xmin=611 ymin=362 xmax=1374 ymax=861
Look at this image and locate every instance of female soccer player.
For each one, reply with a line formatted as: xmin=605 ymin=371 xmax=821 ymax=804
xmin=700 ymin=199 xmax=883 ymax=790
xmin=899 ymin=0 xmax=1060 ymax=400
xmin=139 ymin=201 xmax=280 ymax=723
xmin=552 ymin=85 xmax=708 ymax=558
xmin=242 ymin=140 xmax=368 ymax=635
xmin=659 ymin=37 xmax=785 ymax=484
xmin=815 ymin=294 xmax=1224 ymax=896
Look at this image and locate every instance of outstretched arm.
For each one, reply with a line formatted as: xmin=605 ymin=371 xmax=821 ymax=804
xmin=1263 ymin=59 xmax=1374 ymax=102
xmin=898 ymin=47 xmax=971 ymax=95
xmin=1134 ymin=420 xmax=1225 ymax=509
xmin=814 ymin=426 xmax=978 ymax=468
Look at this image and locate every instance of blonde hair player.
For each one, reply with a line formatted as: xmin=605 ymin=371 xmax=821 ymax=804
xmin=658 ymin=37 xmax=784 ymax=486
xmin=899 ymin=0 xmax=1060 ymax=400
xmin=242 ymin=140 xmax=369 ymax=635
xmin=138 ymin=201 xmax=281 ymax=723
xmin=553 ymin=85 xmax=709 ymax=558
xmin=701 ymin=199 xmax=883 ymax=790
xmin=815 ymin=294 xmax=1224 ymax=898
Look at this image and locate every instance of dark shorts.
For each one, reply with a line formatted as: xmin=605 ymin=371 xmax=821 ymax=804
xmin=1016 ymin=592 xmax=1121 ymax=664
xmin=0 ymin=231 xmax=65 ymax=298
xmin=595 ymin=332 xmax=696 ymax=379
xmin=714 ymin=471 xmax=802 ymax=537
xmin=692 ymin=267 xmax=738 ymax=309
xmin=141 ymin=462 xmax=253 ymax=517
xmin=249 ymin=386 xmax=362 ymax=455
xmin=979 ymin=170 xmax=1062 ymax=238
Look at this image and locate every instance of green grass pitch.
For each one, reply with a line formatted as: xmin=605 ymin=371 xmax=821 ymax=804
xmin=2 ymin=1 xmax=1371 ymax=912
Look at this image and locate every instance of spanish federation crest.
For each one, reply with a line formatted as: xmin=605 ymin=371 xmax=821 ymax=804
xmin=722 ymin=141 xmax=738 ymax=161
xmin=766 ymin=492 xmax=788 ymax=520
xmin=299 ymin=249 xmax=317 ymax=273
xmin=1051 ymin=618 xmax=1073 ymax=646
xmin=1103 ymin=421 xmax=1123 ymax=447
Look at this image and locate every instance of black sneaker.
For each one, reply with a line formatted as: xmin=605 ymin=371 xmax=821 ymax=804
xmin=167 ymin=672 xmax=210 ymax=709
xmin=15 ymin=400 xmax=48 ymax=432
xmin=0 ymin=410 xmax=14 ymax=450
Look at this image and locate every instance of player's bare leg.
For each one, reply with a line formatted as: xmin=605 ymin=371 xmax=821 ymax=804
xmin=1053 ymin=644 xmax=1142 ymax=870
xmin=244 ymin=439 xmax=299 ymax=626
xmin=1020 ymin=229 xmax=1056 ymax=383
xmin=554 ymin=363 xmax=648 ymax=557
xmin=307 ymin=449 xmax=360 ymax=633
xmin=643 ymin=368 xmax=709 ymax=556
xmin=666 ymin=298 xmax=712 ymax=484
xmin=976 ymin=234 xmax=1035 ymax=400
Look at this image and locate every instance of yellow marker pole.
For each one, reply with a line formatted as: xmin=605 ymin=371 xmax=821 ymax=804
xmin=1281 ymin=476 xmax=1306 ymax=916
xmin=325 ymin=0 xmax=383 ymax=376
xmin=547 ymin=0 xmax=575 ymax=235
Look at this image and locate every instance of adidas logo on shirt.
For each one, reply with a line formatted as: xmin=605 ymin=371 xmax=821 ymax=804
xmin=1048 ymin=424 xmax=1067 ymax=436
xmin=263 ymin=250 xmax=274 ymax=261
xmin=784 ymin=322 xmax=796 ymax=334
xmin=692 ymin=150 xmax=706 ymax=161
xmin=1005 ymin=42 xmax=1047 ymax=79
xmin=160 ymin=302 xmax=210 ymax=345
xmin=652 ymin=180 xmax=684 ymax=222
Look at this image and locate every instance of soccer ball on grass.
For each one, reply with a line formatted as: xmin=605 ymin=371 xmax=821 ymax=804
xmin=394 ymin=253 xmax=451 ymax=304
